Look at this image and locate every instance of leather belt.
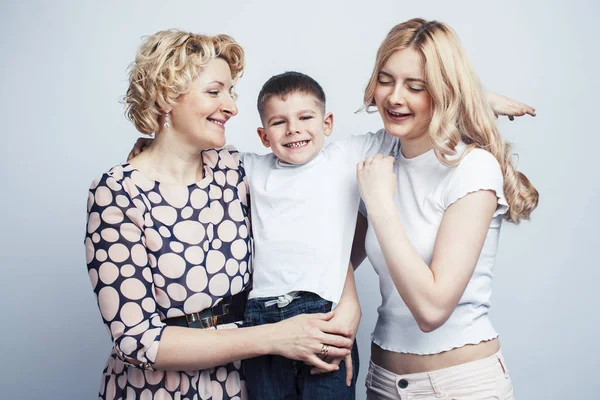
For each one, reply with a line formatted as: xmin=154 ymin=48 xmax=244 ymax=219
xmin=163 ymin=289 xmax=248 ymax=329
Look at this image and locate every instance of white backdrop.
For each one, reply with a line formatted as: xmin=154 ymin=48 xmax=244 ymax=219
xmin=1 ymin=1 xmax=598 ymax=399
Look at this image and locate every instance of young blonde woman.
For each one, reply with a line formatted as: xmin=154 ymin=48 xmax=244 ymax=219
xmin=355 ymin=19 xmax=538 ymax=399
xmin=84 ymin=30 xmax=356 ymax=400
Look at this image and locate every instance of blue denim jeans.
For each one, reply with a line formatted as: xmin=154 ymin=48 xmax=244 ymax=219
xmin=243 ymin=291 xmax=359 ymax=400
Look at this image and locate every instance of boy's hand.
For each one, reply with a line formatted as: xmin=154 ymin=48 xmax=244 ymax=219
xmin=487 ymin=92 xmax=536 ymax=121
xmin=311 ymin=353 xmax=353 ymax=385
xmin=127 ymin=137 xmax=153 ymax=161
xmin=310 ymin=301 xmax=361 ymax=386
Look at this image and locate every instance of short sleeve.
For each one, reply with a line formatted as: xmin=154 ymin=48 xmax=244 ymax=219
xmin=331 ymin=129 xmax=400 ymax=164
xmin=360 ymin=129 xmax=400 ymax=159
xmin=85 ymin=168 xmax=166 ymax=370
xmin=239 ymin=151 xmax=254 ymax=183
xmin=443 ymin=149 xmax=509 ymax=217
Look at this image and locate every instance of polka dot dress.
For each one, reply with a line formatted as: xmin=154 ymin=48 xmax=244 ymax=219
xmin=85 ymin=147 xmax=252 ymax=400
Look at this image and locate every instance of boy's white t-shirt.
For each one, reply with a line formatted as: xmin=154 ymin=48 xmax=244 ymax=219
xmin=242 ymin=129 xmax=397 ymax=303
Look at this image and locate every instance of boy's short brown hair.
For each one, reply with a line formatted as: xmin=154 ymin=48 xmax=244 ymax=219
xmin=257 ymin=71 xmax=326 ymax=121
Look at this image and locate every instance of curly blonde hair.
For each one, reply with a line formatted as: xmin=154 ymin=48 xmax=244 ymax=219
xmin=124 ymin=29 xmax=245 ymax=135
xmin=363 ymin=18 xmax=538 ymax=223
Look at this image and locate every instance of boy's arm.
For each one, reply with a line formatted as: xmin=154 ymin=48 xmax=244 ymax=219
xmin=335 ymin=212 xmax=368 ymax=335
xmin=335 ymin=262 xmax=361 ymax=324
xmin=335 ymin=262 xmax=362 ymax=346
xmin=311 ymin=262 xmax=361 ymax=384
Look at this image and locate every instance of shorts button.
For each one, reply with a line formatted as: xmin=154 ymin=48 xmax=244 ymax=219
xmin=398 ymin=379 xmax=409 ymax=389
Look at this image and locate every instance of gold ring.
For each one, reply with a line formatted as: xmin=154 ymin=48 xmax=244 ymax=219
xmin=320 ymin=344 xmax=329 ymax=357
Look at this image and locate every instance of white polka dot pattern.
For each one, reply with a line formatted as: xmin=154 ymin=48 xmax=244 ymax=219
xmin=86 ymin=147 xmax=251 ymax=399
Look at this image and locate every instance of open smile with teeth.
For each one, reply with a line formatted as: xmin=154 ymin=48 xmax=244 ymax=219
xmin=284 ymin=140 xmax=309 ymax=148
xmin=208 ymin=118 xmax=225 ymax=127
xmin=387 ymin=109 xmax=412 ymax=118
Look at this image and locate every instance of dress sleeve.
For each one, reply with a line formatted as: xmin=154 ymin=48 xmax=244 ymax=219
xmin=224 ymin=147 xmax=250 ymax=211
xmin=84 ymin=171 xmax=166 ymax=370
xmin=443 ymin=149 xmax=509 ymax=217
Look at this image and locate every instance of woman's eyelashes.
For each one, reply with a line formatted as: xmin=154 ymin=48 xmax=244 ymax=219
xmin=206 ymin=88 xmax=237 ymax=99
xmin=377 ymin=80 xmax=425 ymax=92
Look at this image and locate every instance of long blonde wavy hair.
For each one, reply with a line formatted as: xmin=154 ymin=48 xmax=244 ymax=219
xmin=363 ymin=18 xmax=538 ymax=223
xmin=124 ymin=29 xmax=245 ymax=135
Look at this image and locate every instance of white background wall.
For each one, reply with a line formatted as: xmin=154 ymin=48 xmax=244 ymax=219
xmin=1 ymin=1 xmax=598 ymax=398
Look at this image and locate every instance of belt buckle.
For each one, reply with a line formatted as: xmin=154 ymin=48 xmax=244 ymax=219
xmin=221 ymin=303 xmax=231 ymax=315
xmin=199 ymin=315 xmax=219 ymax=328
xmin=185 ymin=305 xmax=227 ymax=329
xmin=185 ymin=312 xmax=201 ymax=326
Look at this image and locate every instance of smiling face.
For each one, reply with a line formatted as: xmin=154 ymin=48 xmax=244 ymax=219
xmin=373 ymin=48 xmax=433 ymax=153
xmin=257 ymin=91 xmax=333 ymax=165
xmin=170 ymin=57 xmax=238 ymax=149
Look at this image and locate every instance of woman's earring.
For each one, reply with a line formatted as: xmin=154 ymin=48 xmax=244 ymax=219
xmin=164 ymin=110 xmax=170 ymax=129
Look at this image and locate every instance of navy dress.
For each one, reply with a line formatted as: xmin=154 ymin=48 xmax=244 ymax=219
xmin=85 ymin=146 xmax=252 ymax=399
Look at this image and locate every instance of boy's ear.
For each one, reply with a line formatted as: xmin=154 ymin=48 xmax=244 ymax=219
xmin=257 ymin=127 xmax=271 ymax=148
xmin=323 ymin=112 xmax=334 ymax=137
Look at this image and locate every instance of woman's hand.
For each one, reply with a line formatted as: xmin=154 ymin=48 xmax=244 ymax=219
xmin=127 ymin=137 xmax=153 ymax=161
xmin=268 ymin=312 xmax=353 ymax=372
xmin=356 ymin=154 xmax=397 ymax=210
xmin=487 ymin=91 xmax=536 ymax=121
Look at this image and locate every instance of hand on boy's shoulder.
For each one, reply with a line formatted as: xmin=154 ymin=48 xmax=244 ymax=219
xmin=127 ymin=137 xmax=153 ymax=161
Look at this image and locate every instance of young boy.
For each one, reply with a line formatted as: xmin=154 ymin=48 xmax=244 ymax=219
xmin=241 ymin=71 xmax=397 ymax=400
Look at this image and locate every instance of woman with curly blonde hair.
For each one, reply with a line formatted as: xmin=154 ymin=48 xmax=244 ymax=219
xmin=85 ymin=29 xmax=354 ymax=400
xmin=355 ymin=18 xmax=538 ymax=399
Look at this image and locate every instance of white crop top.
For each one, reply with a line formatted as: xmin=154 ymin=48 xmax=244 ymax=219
xmin=363 ymin=139 xmax=509 ymax=355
